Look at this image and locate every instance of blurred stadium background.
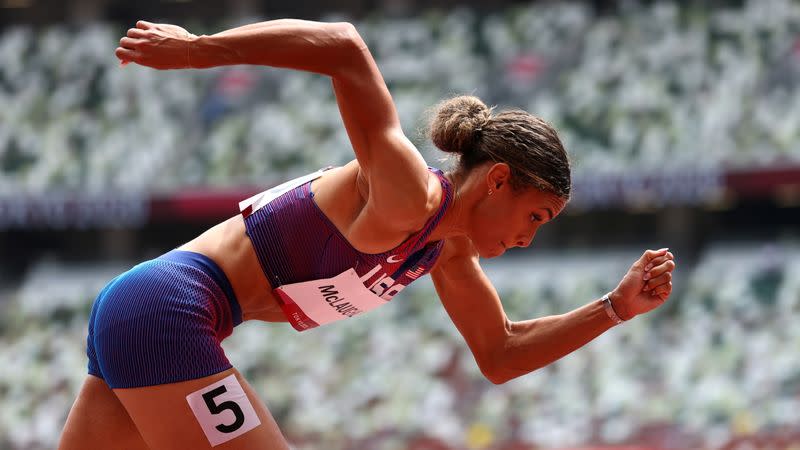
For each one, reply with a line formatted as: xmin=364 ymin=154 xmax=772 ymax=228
xmin=2 ymin=0 xmax=800 ymax=449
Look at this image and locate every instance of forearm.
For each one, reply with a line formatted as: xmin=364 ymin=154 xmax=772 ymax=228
xmin=188 ymin=19 xmax=365 ymax=75
xmin=493 ymin=297 xmax=619 ymax=383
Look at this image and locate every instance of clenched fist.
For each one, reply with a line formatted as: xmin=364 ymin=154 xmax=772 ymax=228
xmin=609 ymin=248 xmax=675 ymax=321
xmin=116 ymin=20 xmax=197 ymax=70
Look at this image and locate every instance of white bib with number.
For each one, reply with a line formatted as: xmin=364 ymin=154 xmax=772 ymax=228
xmin=275 ymin=268 xmax=390 ymax=330
xmin=186 ymin=374 xmax=261 ymax=447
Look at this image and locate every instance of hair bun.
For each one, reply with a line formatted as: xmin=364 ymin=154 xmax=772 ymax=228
xmin=429 ymin=95 xmax=491 ymax=155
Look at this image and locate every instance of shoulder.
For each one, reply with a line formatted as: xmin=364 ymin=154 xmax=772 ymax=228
xmin=360 ymin=161 xmax=450 ymax=233
xmin=424 ymin=166 xmax=452 ymax=217
xmin=408 ymin=166 xmax=453 ymax=235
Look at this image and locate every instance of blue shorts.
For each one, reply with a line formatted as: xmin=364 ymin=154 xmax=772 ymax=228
xmin=86 ymin=250 xmax=243 ymax=389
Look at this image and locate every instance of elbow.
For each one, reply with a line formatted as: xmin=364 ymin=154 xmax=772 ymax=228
xmin=481 ymin=318 xmax=512 ymax=385
xmin=479 ymin=351 xmax=519 ymax=385
xmin=483 ymin=369 xmax=509 ymax=385
xmin=480 ymin=357 xmax=515 ymax=385
xmin=481 ymin=359 xmax=543 ymax=385
xmin=476 ymin=342 xmax=512 ymax=385
xmin=328 ymin=22 xmax=370 ymax=76
xmin=478 ymin=319 xmax=542 ymax=385
xmin=334 ymin=22 xmax=361 ymax=41
xmin=332 ymin=22 xmax=367 ymax=55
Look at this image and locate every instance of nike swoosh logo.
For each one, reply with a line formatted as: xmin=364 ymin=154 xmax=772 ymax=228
xmin=387 ymin=255 xmax=403 ymax=263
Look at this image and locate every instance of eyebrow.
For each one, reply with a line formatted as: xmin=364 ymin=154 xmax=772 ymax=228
xmin=544 ymin=208 xmax=554 ymax=221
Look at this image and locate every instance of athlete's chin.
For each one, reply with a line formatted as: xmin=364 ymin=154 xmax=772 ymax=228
xmin=479 ymin=242 xmax=506 ymax=259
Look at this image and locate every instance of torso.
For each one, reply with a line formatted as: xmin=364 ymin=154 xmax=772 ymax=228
xmin=178 ymin=159 xmax=448 ymax=323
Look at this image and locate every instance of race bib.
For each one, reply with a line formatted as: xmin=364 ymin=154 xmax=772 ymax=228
xmin=186 ymin=374 xmax=261 ymax=447
xmin=275 ymin=268 xmax=389 ymax=331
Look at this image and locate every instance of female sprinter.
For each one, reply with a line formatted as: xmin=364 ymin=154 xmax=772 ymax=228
xmin=59 ymin=19 xmax=676 ymax=449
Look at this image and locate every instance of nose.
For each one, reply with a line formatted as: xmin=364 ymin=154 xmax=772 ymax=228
xmin=515 ymin=233 xmax=535 ymax=248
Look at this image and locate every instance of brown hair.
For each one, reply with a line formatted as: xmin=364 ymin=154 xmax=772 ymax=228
xmin=428 ymin=95 xmax=571 ymax=200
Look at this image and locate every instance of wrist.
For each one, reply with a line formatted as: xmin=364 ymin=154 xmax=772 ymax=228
xmin=602 ymin=291 xmax=628 ymax=324
xmin=186 ymin=34 xmax=202 ymax=69
xmin=186 ymin=34 xmax=236 ymax=69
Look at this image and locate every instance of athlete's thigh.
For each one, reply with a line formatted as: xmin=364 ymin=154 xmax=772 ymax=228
xmin=114 ymin=367 xmax=289 ymax=450
xmin=59 ymin=374 xmax=149 ymax=450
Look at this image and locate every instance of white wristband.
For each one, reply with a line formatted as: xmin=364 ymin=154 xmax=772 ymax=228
xmin=602 ymin=293 xmax=624 ymax=325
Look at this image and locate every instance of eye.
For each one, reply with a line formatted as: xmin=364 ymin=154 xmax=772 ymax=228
xmin=530 ymin=213 xmax=543 ymax=222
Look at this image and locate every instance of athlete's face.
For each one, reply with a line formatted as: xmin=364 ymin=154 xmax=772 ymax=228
xmin=468 ymin=163 xmax=567 ymax=259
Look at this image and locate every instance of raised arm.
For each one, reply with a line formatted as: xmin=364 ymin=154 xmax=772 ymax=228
xmin=117 ymin=20 xmax=431 ymax=228
xmin=118 ymin=20 xmax=368 ymax=76
xmin=430 ymin=236 xmax=675 ymax=384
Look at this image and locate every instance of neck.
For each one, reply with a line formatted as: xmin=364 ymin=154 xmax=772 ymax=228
xmin=427 ymin=170 xmax=472 ymax=243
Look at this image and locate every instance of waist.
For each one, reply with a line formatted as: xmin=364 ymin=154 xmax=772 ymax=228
xmin=178 ymin=215 xmax=288 ymax=323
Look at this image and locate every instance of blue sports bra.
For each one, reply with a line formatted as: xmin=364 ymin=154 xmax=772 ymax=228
xmin=239 ymin=166 xmax=454 ymax=331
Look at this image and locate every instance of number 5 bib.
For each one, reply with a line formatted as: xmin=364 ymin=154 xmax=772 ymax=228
xmin=186 ymin=374 xmax=261 ymax=447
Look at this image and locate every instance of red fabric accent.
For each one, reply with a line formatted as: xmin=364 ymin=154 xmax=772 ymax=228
xmin=275 ymin=288 xmax=320 ymax=332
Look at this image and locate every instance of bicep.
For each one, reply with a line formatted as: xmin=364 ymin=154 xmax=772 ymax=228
xmin=430 ymin=237 xmax=510 ymax=378
xmin=331 ymin=32 xmax=429 ymax=220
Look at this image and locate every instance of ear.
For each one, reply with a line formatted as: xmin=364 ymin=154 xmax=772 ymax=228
xmin=485 ymin=162 xmax=511 ymax=190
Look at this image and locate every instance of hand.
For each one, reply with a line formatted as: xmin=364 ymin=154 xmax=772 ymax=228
xmin=609 ymin=248 xmax=675 ymax=321
xmin=115 ymin=20 xmax=197 ymax=70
